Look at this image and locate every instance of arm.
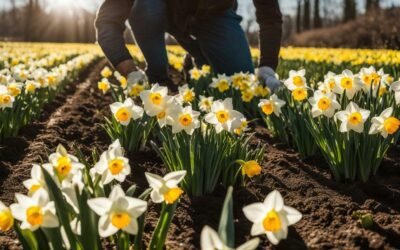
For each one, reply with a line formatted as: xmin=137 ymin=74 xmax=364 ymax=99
xmin=253 ymin=0 xmax=283 ymax=70
xmin=95 ymin=0 xmax=137 ymax=76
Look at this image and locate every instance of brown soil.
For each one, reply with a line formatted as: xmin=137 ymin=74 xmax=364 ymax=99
xmin=1 ymin=60 xmax=400 ymax=249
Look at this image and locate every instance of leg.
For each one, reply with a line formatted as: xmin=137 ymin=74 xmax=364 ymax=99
xmin=192 ymin=10 xmax=254 ymax=75
xmin=129 ymin=0 xmax=169 ymax=83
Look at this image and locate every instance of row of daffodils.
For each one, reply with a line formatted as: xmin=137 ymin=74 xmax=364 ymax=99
xmin=0 ymin=141 xmax=302 ymax=249
xmin=0 ymin=47 xmax=99 ymax=142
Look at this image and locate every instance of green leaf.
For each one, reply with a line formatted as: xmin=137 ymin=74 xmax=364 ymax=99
xmin=218 ymin=186 xmax=235 ymax=248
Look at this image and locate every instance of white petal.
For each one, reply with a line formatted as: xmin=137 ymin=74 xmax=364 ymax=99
xmin=237 ymin=238 xmax=260 ymax=250
xmin=200 ymin=226 xmax=224 ymax=250
xmin=98 ymin=215 xmax=118 ymax=238
xmin=109 ymin=185 xmax=126 ymax=202
xmin=123 ymin=218 xmax=139 ymax=235
xmin=242 ymin=203 xmax=266 ymax=223
xmin=42 ymin=212 xmax=60 ymax=228
xmin=87 ymin=198 xmax=112 ymax=216
xmin=250 ymin=222 xmax=265 ymax=236
xmin=150 ymin=190 xmax=164 ymax=203
xmin=264 ymin=190 xmax=284 ymax=211
xmin=283 ymin=206 xmax=302 ymax=225
xmin=165 ymin=170 xmax=186 ymax=187
xmin=145 ymin=172 xmax=164 ymax=190
xmin=10 ymin=204 xmax=26 ymax=221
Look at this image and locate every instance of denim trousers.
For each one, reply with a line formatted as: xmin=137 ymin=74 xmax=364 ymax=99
xmin=129 ymin=0 xmax=254 ymax=83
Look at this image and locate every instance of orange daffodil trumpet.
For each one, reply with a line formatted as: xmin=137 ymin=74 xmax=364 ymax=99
xmin=243 ymin=190 xmax=302 ymax=245
xmin=145 ymin=171 xmax=186 ymax=204
xmin=369 ymin=107 xmax=400 ymax=138
xmin=87 ymin=185 xmax=147 ymax=237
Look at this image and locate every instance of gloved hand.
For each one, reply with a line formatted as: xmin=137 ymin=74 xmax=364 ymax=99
xmin=127 ymin=70 xmax=147 ymax=84
xmin=256 ymin=66 xmax=281 ymax=93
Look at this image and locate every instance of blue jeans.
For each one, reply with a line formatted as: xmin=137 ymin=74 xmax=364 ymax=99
xmin=129 ymin=0 xmax=254 ymax=83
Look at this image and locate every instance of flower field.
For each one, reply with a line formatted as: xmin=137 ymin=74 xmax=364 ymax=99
xmin=0 ymin=42 xmax=400 ymax=249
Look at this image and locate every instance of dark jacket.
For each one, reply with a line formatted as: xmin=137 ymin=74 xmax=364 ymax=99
xmin=95 ymin=0 xmax=283 ymax=70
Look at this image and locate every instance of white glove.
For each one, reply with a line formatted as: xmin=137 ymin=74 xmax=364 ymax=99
xmin=256 ymin=66 xmax=281 ymax=93
xmin=127 ymin=70 xmax=147 ymax=84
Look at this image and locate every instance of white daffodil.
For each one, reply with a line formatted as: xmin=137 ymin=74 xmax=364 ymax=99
xmin=170 ymin=105 xmax=200 ymax=135
xmin=23 ymin=164 xmax=47 ymax=196
xmin=0 ymin=201 xmax=14 ymax=232
xmin=391 ymin=81 xmax=400 ymax=104
xmin=309 ymin=91 xmax=341 ymax=118
xmin=335 ymin=102 xmax=370 ymax=133
xmin=25 ymin=80 xmax=40 ymax=94
xmin=234 ymin=117 xmax=250 ymax=136
xmin=369 ymin=107 xmax=400 ymax=138
xmin=0 ymin=85 xmax=14 ymax=109
xmin=210 ymin=74 xmax=231 ymax=93
xmin=258 ymin=94 xmax=286 ymax=117
xmin=94 ymin=140 xmax=131 ymax=185
xmin=199 ymin=96 xmax=214 ymax=113
xmin=201 ymin=225 xmax=260 ymax=250
xmin=87 ymin=185 xmax=147 ymax=238
xmin=284 ymin=69 xmax=307 ymax=91
xmin=46 ymin=145 xmax=85 ymax=185
xmin=204 ymin=98 xmax=244 ymax=134
xmin=243 ymin=190 xmax=302 ymax=245
xmin=110 ymin=98 xmax=144 ymax=126
xmin=358 ymin=66 xmax=384 ymax=91
xmin=10 ymin=189 xmax=59 ymax=231
xmin=140 ymin=84 xmax=169 ymax=116
xmin=98 ymin=78 xmax=110 ymax=94
xmin=154 ymin=96 xmax=180 ymax=128
xmin=322 ymin=72 xmax=337 ymax=93
xmin=178 ymin=84 xmax=195 ymax=103
xmin=189 ymin=67 xmax=202 ymax=81
xmin=145 ymin=171 xmax=186 ymax=204
xmin=333 ymin=69 xmax=362 ymax=99
xmin=7 ymin=82 xmax=22 ymax=97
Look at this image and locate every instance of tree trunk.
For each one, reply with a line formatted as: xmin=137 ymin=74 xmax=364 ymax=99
xmin=314 ymin=0 xmax=322 ymax=28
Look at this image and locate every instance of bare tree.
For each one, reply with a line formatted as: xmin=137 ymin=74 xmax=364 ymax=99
xmin=303 ymin=0 xmax=311 ymax=30
xmin=314 ymin=0 xmax=322 ymax=28
xmin=296 ymin=0 xmax=302 ymax=33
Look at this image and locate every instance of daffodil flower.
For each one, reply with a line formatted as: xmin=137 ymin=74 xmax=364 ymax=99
xmin=240 ymin=160 xmax=262 ymax=178
xmin=243 ymin=190 xmax=302 ymax=245
xmin=46 ymin=145 xmax=85 ymax=184
xmin=170 ymin=105 xmax=200 ymax=135
xmin=87 ymin=185 xmax=147 ymax=238
xmin=110 ymin=98 xmax=144 ymax=126
xmin=97 ymin=78 xmax=110 ymax=94
xmin=201 ymin=225 xmax=260 ymax=250
xmin=204 ymin=98 xmax=244 ymax=134
xmin=0 ymin=201 xmax=13 ymax=232
xmin=189 ymin=67 xmax=202 ymax=80
xmin=199 ymin=96 xmax=214 ymax=113
xmin=335 ymin=102 xmax=370 ymax=133
xmin=369 ymin=107 xmax=400 ymax=138
xmin=258 ymin=94 xmax=286 ymax=117
xmin=178 ymin=84 xmax=196 ymax=103
xmin=210 ymin=74 xmax=231 ymax=93
xmin=140 ymin=84 xmax=169 ymax=116
xmin=333 ymin=70 xmax=362 ymax=99
xmin=309 ymin=91 xmax=341 ymax=118
xmin=391 ymin=81 xmax=400 ymax=104
xmin=101 ymin=66 xmax=113 ymax=78
xmin=231 ymin=72 xmax=251 ymax=90
xmin=145 ymin=171 xmax=186 ymax=204
xmin=94 ymin=140 xmax=131 ymax=185
xmin=284 ymin=69 xmax=307 ymax=91
xmin=0 ymin=85 xmax=14 ymax=109
xmin=23 ymin=164 xmax=47 ymax=196
xmin=10 ymin=189 xmax=59 ymax=231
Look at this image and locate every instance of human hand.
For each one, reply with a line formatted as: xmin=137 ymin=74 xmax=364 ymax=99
xmin=256 ymin=66 xmax=281 ymax=93
xmin=127 ymin=70 xmax=147 ymax=84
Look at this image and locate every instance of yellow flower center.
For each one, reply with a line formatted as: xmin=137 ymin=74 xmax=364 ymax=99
xmin=129 ymin=85 xmax=144 ymax=97
xmin=56 ymin=156 xmax=72 ymax=179
xmin=108 ymin=159 xmax=124 ymax=175
xmin=362 ymin=75 xmax=372 ymax=86
xmin=217 ymin=80 xmax=229 ymax=93
xmin=98 ymin=81 xmax=109 ymax=91
xmin=111 ymin=212 xmax=131 ymax=229
xmin=47 ymin=76 xmax=56 ymax=86
xmin=150 ymin=93 xmax=163 ymax=105
xmin=191 ymin=69 xmax=201 ymax=80
xmin=385 ymin=76 xmax=394 ymax=84
xmin=348 ymin=112 xmax=362 ymax=126
xmin=8 ymin=85 xmax=21 ymax=97
xmin=116 ymin=108 xmax=131 ymax=122
xmin=263 ymin=209 xmax=281 ymax=232
xmin=262 ymin=103 xmax=274 ymax=115
xmin=157 ymin=111 xmax=166 ymax=120
xmin=0 ymin=210 xmax=13 ymax=232
xmin=371 ymin=73 xmax=381 ymax=86
xmin=317 ymin=97 xmax=331 ymax=111
xmin=242 ymin=91 xmax=253 ymax=102
xmin=340 ymin=77 xmax=353 ymax=90
xmin=216 ymin=111 xmax=229 ymax=123
xmin=383 ymin=117 xmax=400 ymax=135
xmin=163 ymin=187 xmax=184 ymax=204
xmin=179 ymin=114 xmax=193 ymax=127
xmin=0 ymin=95 xmax=12 ymax=105
xmin=183 ymin=91 xmax=194 ymax=103
xmin=119 ymin=77 xmax=127 ymax=88
xmin=292 ymin=88 xmax=308 ymax=101
xmin=293 ymin=76 xmax=304 ymax=87
xmin=241 ymin=161 xmax=262 ymax=178
xmin=328 ymin=80 xmax=335 ymax=89
xmin=26 ymin=206 xmax=43 ymax=226
xmin=26 ymin=83 xmax=36 ymax=93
